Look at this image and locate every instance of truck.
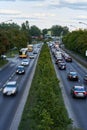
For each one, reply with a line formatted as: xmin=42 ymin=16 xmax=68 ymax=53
xmin=27 ymin=44 xmax=33 ymax=52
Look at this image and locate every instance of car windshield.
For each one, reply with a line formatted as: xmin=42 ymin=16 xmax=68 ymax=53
xmin=61 ymin=63 xmax=65 ymax=65
xmin=75 ymin=87 xmax=85 ymax=91
xmin=18 ymin=66 xmax=24 ymax=69
xmin=23 ymin=60 xmax=28 ymax=62
xmin=6 ymin=84 xmax=16 ymax=88
xmin=70 ymin=72 xmax=77 ymax=75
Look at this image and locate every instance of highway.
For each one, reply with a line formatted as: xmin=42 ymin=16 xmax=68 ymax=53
xmin=51 ymin=47 xmax=87 ymax=130
xmin=0 ymin=44 xmax=41 ymax=130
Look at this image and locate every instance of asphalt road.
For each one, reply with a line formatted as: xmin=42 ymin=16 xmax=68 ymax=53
xmin=51 ymin=48 xmax=87 ymax=130
xmin=0 ymin=44 xmax=41 ymax=130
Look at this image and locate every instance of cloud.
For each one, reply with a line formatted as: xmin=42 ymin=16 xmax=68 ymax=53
xmin=75 ymin=15 xmax=87 ymax=20
xmin=0 ymin=9 xmax=21 ymax=15
xmin=59 ymin=0 xmax=87 ymax=10
xmin=19 ymin=0 xmax=45 ymax=1
xmin=0 ymin=0 xmax=16 ymax=1
xmin=40 ymin=0 xmax=87 ymax=10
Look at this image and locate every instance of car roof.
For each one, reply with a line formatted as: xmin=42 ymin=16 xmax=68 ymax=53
xmin=17 ymin=65 xmax=24 ymax=68
xmin=18 ymin=65 xmax=24 ymax=68
xmin=70 ymin=72 xmax=77 ymax=74
xmin=74 ymin=86 xmax=84 ymax=89
xmin=6 ymin=81 xmax=16 ymax=85
xmin=23 ymin=59 xmax=28 ymax=61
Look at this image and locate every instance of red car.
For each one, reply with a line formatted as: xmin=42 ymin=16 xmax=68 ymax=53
xmin=71 ymin=85 xmax=87 ymax=98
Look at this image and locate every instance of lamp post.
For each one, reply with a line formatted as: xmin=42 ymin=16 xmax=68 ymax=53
xmin=70 ymin=25 xmax=77 ymax=29
xmin=78 ymin=22 xmax=87 ymax=30
xmin=69 ymin=25 xmax=78 ymax=31
xmin=79 ymin=21 xmax=87 ymax=26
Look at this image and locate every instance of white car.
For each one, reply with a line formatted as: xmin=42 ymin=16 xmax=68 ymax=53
xmin=21 ymin=59 xmax=29 ymax=66
xmin=29 ymin=54 xmax=34 ymax=59
xmin=3 ymin=81 xmax=18 ymax=96
xmin=1 ymin=55 xmax=7 ymax=59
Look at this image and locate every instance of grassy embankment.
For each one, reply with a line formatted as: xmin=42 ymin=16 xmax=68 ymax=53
xmin=0 ymin=59 xmax=8 ymax=68
xmin=0 ymin=49 xmax=18 ymax=67
xmin=19 ymin=43 xmax=82 ymax=130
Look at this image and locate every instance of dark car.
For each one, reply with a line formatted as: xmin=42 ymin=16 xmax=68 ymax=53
xmin=58 ymin=62 xmax=66 ymax=70
xmin=67 ymin=71 xmax=78 ymax=81
xmin=71 ymin=85 xmax=87 ymax=98
xmin=16 ymin=65 xmax=25 ymax=74
xmin=55 ymin=58 xmax=63 ymax=64
xmin=65 ymin=56 xmax=72 ymax=62
xmin=83 ymin=74 xmax=87 ymax=83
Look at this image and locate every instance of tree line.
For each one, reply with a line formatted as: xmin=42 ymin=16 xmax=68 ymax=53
xmin=63 ymin=29 xmax=87 ymax=58
xmin=0 ymin=21 xmax=69 ymax=55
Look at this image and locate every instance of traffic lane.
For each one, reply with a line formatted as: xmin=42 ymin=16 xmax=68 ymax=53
xmin=0 ymin=55 xmax=37 ymax=130
xmin=65 ymin=61 xmax=87 ymax=87
xmin=55 ymin=60 xmax=87 ymax=130
xmin=0 ymin=59 xmax=21 ymax=87
xmin=68 ymin=60 xmax=87 ymax=85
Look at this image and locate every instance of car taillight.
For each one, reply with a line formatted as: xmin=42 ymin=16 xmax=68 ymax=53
xmin=83 ymin=92 xmax=86 ymax=95
xmin=74 ymin=91 xmax=78 ymax=95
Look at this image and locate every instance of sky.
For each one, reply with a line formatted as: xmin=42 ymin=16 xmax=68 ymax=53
xmin=0 ymin=0 xmax=87 ymax=31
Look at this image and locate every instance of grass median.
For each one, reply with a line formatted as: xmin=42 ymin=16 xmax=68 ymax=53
xmin=18 ymin=43 xmax=81 ymax=130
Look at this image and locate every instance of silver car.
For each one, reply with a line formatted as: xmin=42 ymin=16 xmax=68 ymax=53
xmin=3 ymin=81 xmax=18 ymax=96
xmin=21 ymin=59 xmax=29 ymax=66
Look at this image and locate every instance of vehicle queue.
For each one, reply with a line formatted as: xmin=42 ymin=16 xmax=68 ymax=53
xmin=2 ymin=44 xmax=41 ymax=96
xmin=49 ymin=41 xmax=87 ymax=99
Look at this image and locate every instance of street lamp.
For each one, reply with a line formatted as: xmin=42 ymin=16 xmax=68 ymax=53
xmin=79 ymin=21 xmax=87 ymax=26
xmin=69 ymin=25 xmax=78 ymax=31
xmin=70 ymin=25 xmax=77 ymax=29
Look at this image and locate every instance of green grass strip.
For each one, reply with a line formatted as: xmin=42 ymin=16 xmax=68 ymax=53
xmin=18 ymin=43 xmax=73 ymax=130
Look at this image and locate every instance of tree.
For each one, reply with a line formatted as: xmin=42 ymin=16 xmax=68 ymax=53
xmin=51 ymin=25 xmax=69 ymax=36
xmin=30 ymin=25 xmax=41 ymax=37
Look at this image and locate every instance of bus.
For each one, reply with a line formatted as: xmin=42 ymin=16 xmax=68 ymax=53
xmin=19 ymin=48 xmax=28 ymax=58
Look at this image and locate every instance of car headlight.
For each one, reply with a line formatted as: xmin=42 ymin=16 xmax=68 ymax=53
xmin=3 ymin=90 xmax=6 ymax=93
xmin=12 ymin=90 xmax=16 ymax=94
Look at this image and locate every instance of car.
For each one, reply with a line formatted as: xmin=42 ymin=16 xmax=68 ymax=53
xmin=58 ymin=62 xmax=66 ymax=70
xmin=83 ymin=74 xmax=87 ymax=83
xmin=3 ymin=81 xmax=18 ymax=96
xmin=55 ymin=58 xmax=63 ymax=64
xmin=33 ymin=49 xmax=38 ymax=54
xmin=21 ymin=59 xmax=29 ymax=66
xmin=1 ymin=55 xmax=7 ymax=59
xmin=71 ymin=85 xmax=87 ymax=98
xmin=65 ymin=56 xmax=72 ymax=62
xmin=67 ymin=71 xmax=78 ymax=81
xmin=29 ymin=54 xmax=34 ymax=59
xmin=16 ymin=65 xmax=25 ymax=74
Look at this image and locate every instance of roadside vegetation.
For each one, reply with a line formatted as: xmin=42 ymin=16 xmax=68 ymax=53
xmin=0 ymin=58 xmax=8 ymax=68
xmin=63 ymin=29 xmax=87 ymax=58
xmin=19 ymin=43 xmax=82 ymax=130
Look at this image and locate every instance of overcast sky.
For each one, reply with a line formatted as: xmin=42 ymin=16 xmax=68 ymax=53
xmin=0 ymin=0 xmax=87 ymax=31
